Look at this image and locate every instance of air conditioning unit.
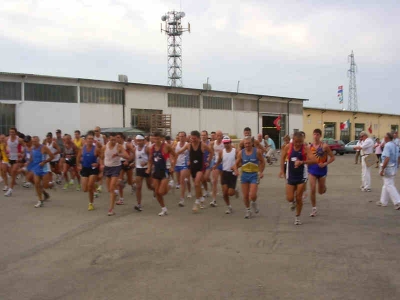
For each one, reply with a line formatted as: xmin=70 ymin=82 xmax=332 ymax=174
xmin=203 ymin=83 xmax=211 ymax=90
xmin=118 ymin=74 xmax=128 ymax=83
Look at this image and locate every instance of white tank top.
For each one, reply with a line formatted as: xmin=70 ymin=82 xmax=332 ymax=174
xmin=222 ymin=148 xmax=236 ymax=171
xmin=120 ymin=142 xmax=127 ymax=162
xmin=213 ymin=141 xmax=224 ymax=161
xmin=7 ymin=137 xmax=19 ymax=160
xmin=175 ymin=142 xmax=188 ymax=167
xmin=135 ymin=145 xmax=148 ymax=169
xmin=94 ymin=135 xmax=105 ymax=146
xmin=104 ymin=142 xmax=121 ymax=167
xmin=47 ymin=142 xmax=60 ymax=162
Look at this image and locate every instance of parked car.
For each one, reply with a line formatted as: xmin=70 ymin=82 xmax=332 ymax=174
xmin=345 ymin=140 xmax=358 ymax=153
xmin=322 ymin=139 xmax=345 ymax=155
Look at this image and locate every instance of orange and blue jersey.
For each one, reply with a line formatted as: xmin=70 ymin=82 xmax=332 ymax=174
xmin=308 ymin=143 xmax=328 ymax=177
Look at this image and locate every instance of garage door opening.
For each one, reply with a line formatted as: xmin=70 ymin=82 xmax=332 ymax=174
xmin=262 ymin=115 xmax=285 ymax=148
xmin=0 ymin=104 xmax=16 ymax=135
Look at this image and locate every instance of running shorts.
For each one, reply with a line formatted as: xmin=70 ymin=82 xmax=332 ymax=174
xmin=136 ymin=168 xmax=149 ymax=178
xmin=80 ymin=167 xmax=100 ymax=177
xmin=174 ymin=165 xmax=188 ymax=172
xmin=104 ymin=165 xmax=121 ymax=178
xmin=221 ymin=171 xmax=237 ymax=189
xmin=241 ymin=172 xmax=258 ymax=184
xmin=152 ymin=169 xmax=168 ymax=180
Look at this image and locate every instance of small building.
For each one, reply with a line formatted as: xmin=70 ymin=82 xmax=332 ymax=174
xmin=303 ymin=107 xmax=400 ymax=143
xmin=0 ymin=72 xmax=306 ymax=147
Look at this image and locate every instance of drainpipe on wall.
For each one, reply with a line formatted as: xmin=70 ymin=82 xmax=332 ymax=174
xmin=122 ymin=86 xmax=126 ymax=128
xmin=257 ymin=96 xmax=262 ymax=133
xmin=287 ymin=99 xmax=292 ymax=135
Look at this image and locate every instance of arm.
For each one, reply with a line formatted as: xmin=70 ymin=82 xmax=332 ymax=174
xmin=234 ymin=149 xmax=242 ymax=171
xmin=176 ymin=144 xmax=190 ymax=155
xmin=100 ymin=146 xmax=105 ymax=167
xmin=295 ymin=146 xmax=318 ymax=167
xmin=76 ymin=147 xmax=82 ymax=169
xmin=257 ymin=149 xmax=265 ymax=178
xmin=279 ymin=144 xmax=289 ymax=177
xmin=118 ymin=145 xmax=130 ymax=160
xmin=40 ymin=146 xmax=55 ymax=166
xmin=202 ymin=143 xmax=213 ymax=166
xmin=319 ymin=144 xmax=335 ymax=167
xmin=166 ymin=144 xmax=176 ymax=171
xmin=52 ymin=141 xmax=61 ymax=155
xmin=146 ymin=148 xmax=153 ymax=174
xmin=214 ymin=151 xmax=223 ymax=169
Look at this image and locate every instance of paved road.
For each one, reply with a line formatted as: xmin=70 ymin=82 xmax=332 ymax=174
xmin=0 ymin=155 xmax=399 ymax=300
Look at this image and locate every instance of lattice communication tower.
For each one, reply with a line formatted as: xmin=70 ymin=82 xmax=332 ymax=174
xmin=161 ymin=11 xmax=190 ymax=87
xmin=347 ymin=50 xmax=358 ymax=111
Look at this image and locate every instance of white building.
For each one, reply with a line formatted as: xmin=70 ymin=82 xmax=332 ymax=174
xmin=0 ymin=72 xmax=306 ymax=145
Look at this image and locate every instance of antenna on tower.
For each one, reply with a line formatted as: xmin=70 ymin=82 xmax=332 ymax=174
xmin=347 ymin=50 xmax=358 ymax=111
xmin=161 ymin=11 xmax=191 ymax=87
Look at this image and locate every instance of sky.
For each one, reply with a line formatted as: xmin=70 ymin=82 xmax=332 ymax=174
xmin=0 ymin=0 xmax=399 ymax=113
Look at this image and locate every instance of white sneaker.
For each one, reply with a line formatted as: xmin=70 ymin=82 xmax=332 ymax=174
xmin=200 ymin=197 xmax=205 ymax=209
xmin=178 ymin=199 xmax=185 ymax=207
xmin=2 ymin=185 xmax=9 ymax=192
xmin=175 ymin=184 xmax=180 ymax=189
xmin=225 ymin=206 xmax=233 ymax=214
xmin=310 ymin=207 xmax=318 ymax=217
xmin=251 ymin=201 xmax=259 ymax=214
xmin=34 ymin=201 xmax=43 ymax=208
xmin=4 ymin=188 xmax=12 ymax=197
xmin=168 ymin=180 xmax=174 ymax=188
xmin=192 ymin=202 xmax=200 ymax=213
xmin=203 ymin=191 xmax=210 ymax=198
xmin=294 ymin=217 xmax=302 ymax=225
xmin=290 ymin=201 xmax=296 ymax=211
xmin=210 ymin=200 xmax=217 ymax=207
xmin=158 ymin=209 xmax=168 ymax=216
xmin=244 ymin=209 xmax=252 ymax=219
xmin=187 ymin=193 xmax=192 ymax=198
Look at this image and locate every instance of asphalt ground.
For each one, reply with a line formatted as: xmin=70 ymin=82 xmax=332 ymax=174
xmin=0 ymin=154 xmax=399 ymax=300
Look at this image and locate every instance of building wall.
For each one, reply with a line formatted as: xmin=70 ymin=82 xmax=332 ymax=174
xmin=303 ymin=108 xmax=400 ymax=142
xmin=79 ymin=103 xmax=123 ymax=133
xmin=289 ymin=114 xmax=303 ymax=135
xmin=17 ymin=101 xmax=80 ymax=137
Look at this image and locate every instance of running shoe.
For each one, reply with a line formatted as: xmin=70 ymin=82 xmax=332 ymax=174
xmin=290 ymin=200 xmax=296 ymax=211
xmin=108 ymin=210 xmax=115 ymax=216
xmin=175 ymin=184 xmax=180 ymax=189
xmin=4 ymin=188 xmax=12 ymax=197
xmin=251 ymin=201 xmax=259 ymax=214
xmin=187 ymin=193 xmax=192 ymax=198
xmin=210 ymin=200 xmax=217 ymax=207
xmin=88 ymin=203 xmax=95 ymax=211
xmin=394 ymin=203 xmax=400 ymax=210
xmin=203 ymin=191 xmax=210 ymax=198
xmin=76 ymin=184 xmax=81 ymax=191
xmin=192 ymin=202 xmax=200 ymax=213
xmin=43 ymin=191 xmax=50 ymax=201
xmin=158 ymin=209 xmax=168 ymax=216
xmin=225 ymin=206 xmax=233 ymax=214
xmin=116 ymin=199 xmax=124 ymax=205
xmin=200 ymin=197 xmax=205 ymax=209
xmin=178 ymin=199 xmax=185 ymax=207
xmin=97 ymin=185 xmax=103 ymax=193
xmin=168 ymin=179 xmax=174 ymax=188
xmin=2 ymin=186 xmax=8 ymax=192
xmin=244 ymin=209 xmax=252 ymax=219
xmin=62 ymin=183 xmax=69 ymax=190
xmin=34 ymin=201 xmax=44 ymax=208
xmin=310 ymin=207 xmax=318 ymax=217
xmin=94 ymin=192 xmax=99 ymax=198
xmin=376 ymin=201 xmax=387 ymax=207
xmin=134 ymin=205 xmax=142 ymax=212
xmin=294 ymin=217 xmax=302 ymax=225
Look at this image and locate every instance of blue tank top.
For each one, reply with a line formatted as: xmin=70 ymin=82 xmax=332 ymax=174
xmin=25 ymin=147 xmax=34 ymax=170
xmin=82 ymin=145 xmax=97 ymax=168
xmin=153 ymin=144 xmax=167 ymax=172
xmin=287 ymin=145 xmax=307 ymax=181
xmin=32 ymin=145 xmax=50 ymax=174
xmin=203 ymin=140 xmax=210 ymax=163
xmin=241 ymin=148 xmax=259 ymax=173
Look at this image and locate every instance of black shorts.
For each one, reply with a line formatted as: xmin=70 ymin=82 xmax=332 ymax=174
xmin=152 ymin=169 xmax=167 ymax=180
xmin=190 ymin=164 xmax=204 ymax=179
xmin=65 ymin=157 xmax=76 ymax=167
xmin=136 ymin=168 xmax=149 ymax=178
xmin=104 ymin=165 xmax=121 ymax=178
xmin=50 ymin=160 xmax=59 ymax=167
xmin=80 ymin=167 xmax=100 ymax=177
xmin=9 ymin=160 xmax=17 ymax=166
xmin=221 ymin=171 xmax=237 ymax=189
xmin=287 ymin=178 xmax=307 ymax=186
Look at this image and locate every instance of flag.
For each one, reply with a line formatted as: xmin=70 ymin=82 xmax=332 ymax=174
xmin=368 ymin=124 xmax=372 ymax=134
xmin=340 ymin=119 xmax=350 ymax=131
xmin=337 ymin=85 xmax=343 ymax=104
xmin=273 ymin=115 xmax=281 ymax=131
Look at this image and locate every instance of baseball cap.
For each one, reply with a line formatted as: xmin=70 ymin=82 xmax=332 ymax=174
xmin=24 ymin=135 xmax=32 ymax=143
xmin=136 ymin=134 xmax=145 ymax=140
xmin=46 ymin=132 xmax=53 ymax=137
xmin=56 ymin=129 xmax=61 ymax=133
xmin=222 ymin=136 xmax=231 ymax=144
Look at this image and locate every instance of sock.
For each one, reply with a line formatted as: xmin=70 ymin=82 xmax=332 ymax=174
xmin=195 ymin=199 xmax=200 ymax=204
xmin=162 ymin=207 xmax=167 ymax=211
xmin=313 ymin=206 xmax=317 ymax=210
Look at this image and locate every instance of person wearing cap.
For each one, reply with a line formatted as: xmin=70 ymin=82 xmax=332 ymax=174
xmin=235 ymin=136 xmax=265 ymax=219
xmin=133 ymin=134 xmax=153 ymax=212
xmin=176 ymin=130 xmax=212 ymax=212
xmin=173 ymin=131 xmax=192 ymax=207
xmin=214 ymin=135 xmax=238 ymax=215
xmin=354 ymin=131 xmax=374 ymax=192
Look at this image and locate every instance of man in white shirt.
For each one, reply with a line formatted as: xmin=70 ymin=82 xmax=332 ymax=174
xmin=354 ymin=131 xmax=374 ymax=192
xmin=355 ymin=139 xmax=362 ymax=164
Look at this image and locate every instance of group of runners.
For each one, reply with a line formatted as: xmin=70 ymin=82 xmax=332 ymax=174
xmin=0 ymin=126 xmax=335 ymax=225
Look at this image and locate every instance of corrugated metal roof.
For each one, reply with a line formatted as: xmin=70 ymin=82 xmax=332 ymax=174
xmin=304 ymin=106 xmax=400 ymax=117
xmin=0 ymin=71 xmax=308 ymax=102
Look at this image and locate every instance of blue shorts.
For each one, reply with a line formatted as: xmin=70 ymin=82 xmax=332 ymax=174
xmin=206 ymin=160 xmax=214 ymax=170
xmin=175 ymin=165 xmax=188 ymax=172
xmin=216 ymin=164 xmax=222 ymax=171
xmin=308 ymin=165 xmax=327 ymax=179
xmin=241 ymin=172 xmax=258 ymax=184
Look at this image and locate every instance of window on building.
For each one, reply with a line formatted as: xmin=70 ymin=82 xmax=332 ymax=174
xmin=324 ymin=122 xmax=336 ymax=139
xmin=0 ymin=104 xmax=16 ymax=135
xmin=354 ymin=123 xmax=365 ymax=139
xmin=233 ymin=98 xmax=257 ymax=111
xmin=203 ymin=96 xmax=232 ymax=110
xmin=340 ymin=124 xmax=351 ymax=144
xmin=25 ymin=83 xmax=77 ymax=103
xmin=0 ymin=82 xmax=21 ymax=100
xmin=391 ymin=125 xmax=398 ymax=133
xmin=167 ymin=94 xmax=200 ymax=108
xmin=131 ymin=109 xmax=162 ymax=128
xmin=80 ymin=87 xmax=123 ymax=105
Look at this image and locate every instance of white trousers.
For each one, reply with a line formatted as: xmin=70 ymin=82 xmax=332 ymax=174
xmin=379 ymin=175 xmax=400 ymax=206
xmin=361 ymin=157 xmax=371 ymax=189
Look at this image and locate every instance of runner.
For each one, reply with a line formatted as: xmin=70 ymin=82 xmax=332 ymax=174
xmin=21 ymin=136 xmax=35 ymax=189
xmin=4 ymin=128 xmax=24 ymax=197
xmin=31 ymin=136 xmax=55 ymax=208
xmin=176 ymin=130 xmax=212 ymax=212
xmin=73 ymin=130 xmax=84 ymax=150
xmin=238 ymin=127 xmax=265 ymax=151
xmin=77 ymin=132 xmax=102 ymax=211
xmin=62 ymin=134 xmax=81 ymax=191
xmin=235 ymin=136 xmax=265 ymax=219
xmin=308 ymin=129 xmax=335 ymax=217
xmin=214 ymin=136 xmax=238 ymax=214
xmin=210 ymin=130 xmax=224 ymax=207
xmin=133 ymin=134 xmax=153 ymax=212
xmin=55 ymin=129 xmax=65 ymax=184
xmin=115 ymin=133 xmax=135 ymax=206
xmin=100 ymin=133 xmax=130 ymax=216
xmin=0 ymin=134 xmax=10 ymax=192
xmin=93 ymin=126 xmax=107 ymax=194
xmin=279 ymin=132 xmax=317 ymax=225
xmin=201 ymin=130 xmax=214 ymax=198
xmin=44 ymin=132 xmax=62 ymax=186
xmin=146 ymin=131 xmax=175 ymax=216
xmin=173 ymin=131 xmax=191 ymax=207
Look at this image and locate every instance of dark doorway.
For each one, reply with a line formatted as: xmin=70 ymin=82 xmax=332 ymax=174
xmin=262 ymin=116 xmax=282 ymax=148
xmin=0 ymin=104 xmax=16 ymax=135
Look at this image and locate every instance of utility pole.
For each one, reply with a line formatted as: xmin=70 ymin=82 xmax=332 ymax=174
xmin=347 ymin=51 xmax=358 ymax=111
